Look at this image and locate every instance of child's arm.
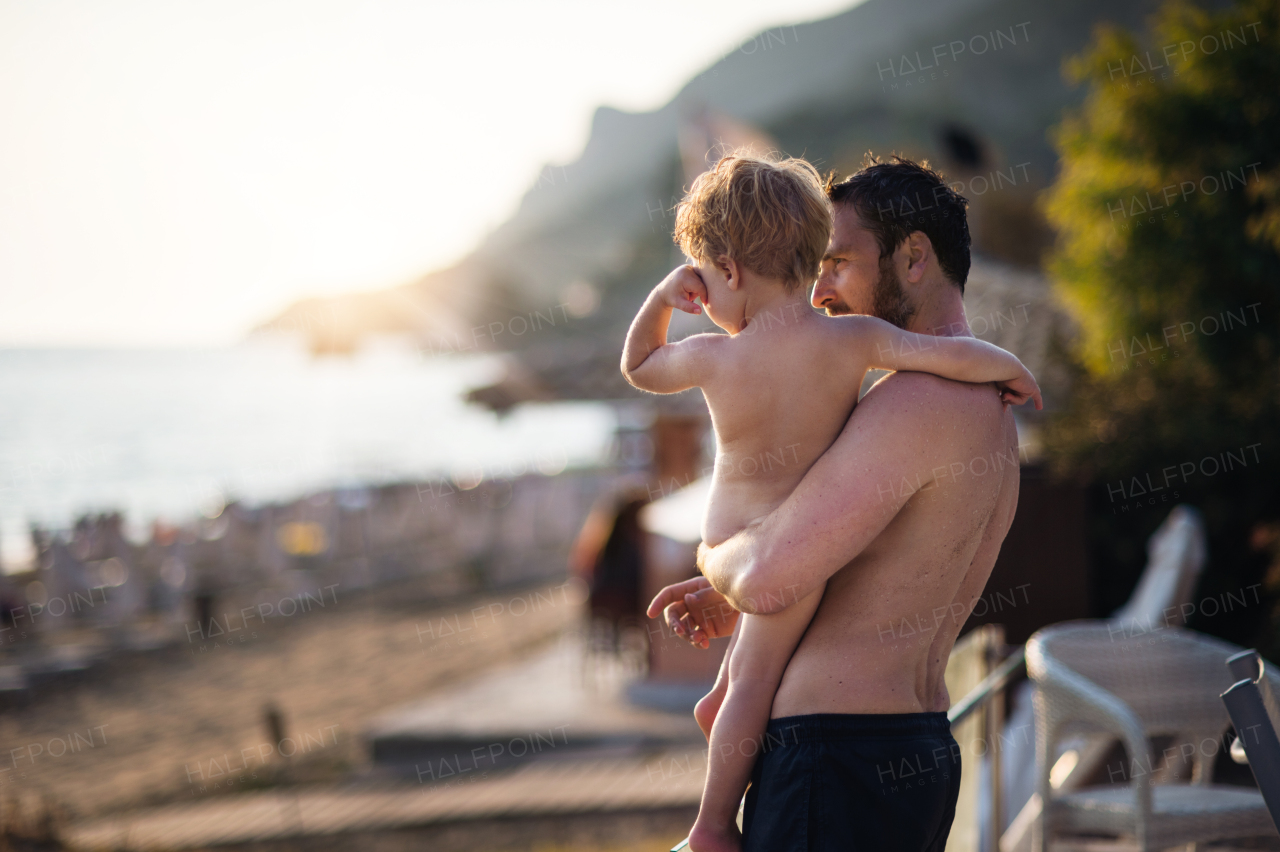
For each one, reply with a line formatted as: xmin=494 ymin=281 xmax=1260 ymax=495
xmin=689 ymin=587 xmax=823 ymax=852
xmin=846 ymin=315 xmax=1042 ymax=409
xmin=622 ymin=265 xmax=725 ymax=394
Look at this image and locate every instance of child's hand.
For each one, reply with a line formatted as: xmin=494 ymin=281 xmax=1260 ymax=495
xmin=647 ymin=575 xmax=739 ymax=649
xmin=660 ymin=265 xmax=708 ymax=315
xmin=997 ymin=367 xmax=1043 ymax=410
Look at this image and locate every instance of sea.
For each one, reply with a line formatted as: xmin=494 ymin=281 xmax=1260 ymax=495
xmin=0 ymin=342 xmax=616 ymax=569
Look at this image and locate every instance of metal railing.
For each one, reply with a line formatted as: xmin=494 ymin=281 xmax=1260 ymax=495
xmin=951 ymin=643 xmax=1026 ymax=852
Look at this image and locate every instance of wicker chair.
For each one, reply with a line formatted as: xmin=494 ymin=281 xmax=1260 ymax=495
xmin=1027 ymin=621 xmax=1276 ymax=851
xmin=1002 ymin=507 xmax=1210 ymax=852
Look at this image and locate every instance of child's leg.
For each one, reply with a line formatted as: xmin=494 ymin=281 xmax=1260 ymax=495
xmin=689 ymin=586 xmax=824 ymax=852
xmin=695 ymin=618 xmax=741 ymax=740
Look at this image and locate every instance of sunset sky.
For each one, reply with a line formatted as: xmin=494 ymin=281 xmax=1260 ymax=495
xmin=0 ymin=0 xmax=858 ymax=347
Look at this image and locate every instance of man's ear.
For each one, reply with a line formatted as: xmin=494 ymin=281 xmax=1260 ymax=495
xmin=718 ymin=256 xmax=742 ymax=291
xmin=903 ymin=232 xmax=932 ymax=284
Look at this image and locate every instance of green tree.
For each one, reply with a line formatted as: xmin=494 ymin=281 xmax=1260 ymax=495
xmin=1041 ymin=0 xmax=1280 ymax=651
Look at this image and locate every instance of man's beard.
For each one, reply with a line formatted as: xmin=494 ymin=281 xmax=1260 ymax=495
xmin=823 ymin=257 xmax=914 ymax=328
xmin=871 ymin=256 xmax=914 ymax=329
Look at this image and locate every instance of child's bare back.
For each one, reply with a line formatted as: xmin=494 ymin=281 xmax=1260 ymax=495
xmin=699 ymin=302 xmax=893 ymax=546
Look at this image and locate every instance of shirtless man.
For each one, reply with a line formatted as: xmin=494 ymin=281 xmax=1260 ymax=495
xmin=649 ymin=156 xmax=1022 ymax=851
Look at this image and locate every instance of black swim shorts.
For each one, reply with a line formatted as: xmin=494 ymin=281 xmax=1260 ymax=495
xmin=742 ymin=712 xmax=961 ymax=852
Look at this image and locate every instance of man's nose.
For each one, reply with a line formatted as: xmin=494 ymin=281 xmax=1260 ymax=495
xmin=812 ymin=276 xmax=835 ymax=309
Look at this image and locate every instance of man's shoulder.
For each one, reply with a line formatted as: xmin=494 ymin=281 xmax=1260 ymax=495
xmin=859 ymin=370 xmax=1006 ymax=432
xmin=847 ymin=372 xmax=1017 ymax=507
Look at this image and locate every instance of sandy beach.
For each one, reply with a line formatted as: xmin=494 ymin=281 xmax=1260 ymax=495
xmin=1 ymin=577 xmax=580 ymax=819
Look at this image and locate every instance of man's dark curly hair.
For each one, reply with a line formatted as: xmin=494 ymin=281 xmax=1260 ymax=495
xmin=825 ymin=154 xmax=971 ymax=292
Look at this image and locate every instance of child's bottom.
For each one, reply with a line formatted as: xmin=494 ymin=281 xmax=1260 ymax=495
xmin=742 ymin=712 xmax=961 ymax=852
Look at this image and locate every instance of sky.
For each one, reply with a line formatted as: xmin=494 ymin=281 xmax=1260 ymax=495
xmin=0 ymin=0 xmax=860 ymax=347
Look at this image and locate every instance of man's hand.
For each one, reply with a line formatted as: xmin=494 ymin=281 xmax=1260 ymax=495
xmin=660 ymin=265 xmax=708 ymax=316
xmin=646 ymin=576 xmax=739 ymax=649
xmin=996 ymin=366 xmax=1042 ymax=410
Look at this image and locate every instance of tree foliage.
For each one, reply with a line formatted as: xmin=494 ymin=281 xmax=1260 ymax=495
xmin=1040 ymin=0 xmax=1280 ymax=648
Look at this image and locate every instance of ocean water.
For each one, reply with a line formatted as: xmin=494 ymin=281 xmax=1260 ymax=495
xmin=0 ymin=342 xmax=615 ymax=567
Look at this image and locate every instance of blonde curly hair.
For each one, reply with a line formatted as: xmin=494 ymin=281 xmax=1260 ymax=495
xmin=674 ymin=152 xmax=832 ymax=292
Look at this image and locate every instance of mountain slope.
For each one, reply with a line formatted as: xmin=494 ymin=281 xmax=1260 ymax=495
xmin=259 ymin=0 xmax=1170 ymax=355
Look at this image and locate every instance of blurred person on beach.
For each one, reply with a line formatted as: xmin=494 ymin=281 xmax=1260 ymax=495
xmin=570 ymin=491 xmax=647 ymax=652
xmin=625 ymin=153 xmax=1039 ymax=852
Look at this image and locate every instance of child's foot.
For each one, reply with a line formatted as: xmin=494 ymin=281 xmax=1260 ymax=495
xmin=694 ymin=691 xmax=722 ymax=740
xmin=688 ymin=821 xmax=741 ymax=852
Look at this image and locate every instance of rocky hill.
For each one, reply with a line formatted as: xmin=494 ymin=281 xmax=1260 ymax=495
xmin=257 ymin=0 xmax=1170 ymax=369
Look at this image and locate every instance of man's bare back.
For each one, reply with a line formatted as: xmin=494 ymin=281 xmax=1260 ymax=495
xmin=771 ymin=371 xmax=1020 ymax=717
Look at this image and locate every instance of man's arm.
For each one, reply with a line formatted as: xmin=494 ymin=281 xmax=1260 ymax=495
xmin=621 ymin=265 xmax=722 ymax=394
xmin=698 ymin=373 xmax=971 ymax=613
